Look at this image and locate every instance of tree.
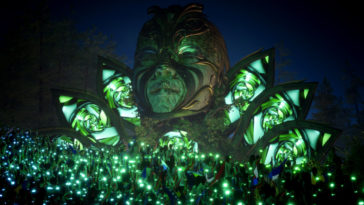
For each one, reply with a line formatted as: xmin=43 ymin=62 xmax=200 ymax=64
xmin=311 ymin=77 xmax=351 ymax=129
xmin=342 ymin=61 xmax=364 ymax=126
xmin=0 ymin=2 xmax=121 ymax=129
xmin=274 ymin=42 xmax=296 ymax=84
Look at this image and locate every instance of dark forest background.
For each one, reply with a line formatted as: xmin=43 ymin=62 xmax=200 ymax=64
xmin=0 ymin=2 xmax=123 ymax=128
xmin=0 ymin=1 xmax=363 ymax=170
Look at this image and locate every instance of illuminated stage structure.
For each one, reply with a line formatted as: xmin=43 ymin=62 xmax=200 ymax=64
xmin=42 ymin=4 xmax=340 ymax=167
xmin=7 ymin=3 xmax=361 ymax=204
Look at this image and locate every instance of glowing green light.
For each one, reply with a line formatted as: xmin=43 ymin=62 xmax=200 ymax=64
xmin=102 ymin=69 xmax=114 ymax=80
xmin=303 ymin=88 xmax=309 ymax=99
xmin=358 ymin=200 xmax=364 ymax=205
xmin=72 ymin=103 xmax=110 ymax=136
xmin=250 ymin=59 xmax=265 ymax=74
xmin=322 ymin=133 xmax=331 ymax=146
xmin=104 ymin=76 xmax=134 ymax=109
xmin=223 ymin=182 xmax=228 ymax=188
xmin=351 ymin=176 xmax=357 ymax=181
xmin=305 ymin=129 xmax=320 ymax=150
xmin=59 ymin=95 xmax=73 ymax=103
xmin=225 ymin=190 xmax=231 ymax=195
xmin=232 ymin=70 xmax=261 ymax=102
xmin=178 ymin=45 xmax=198 ymax=55
xmin=261 ymin=98 xmax=292 ymax=132
xmin=330 ymin=183 xmax=335 ymax=188
xmin=286 ymin=89 xmax=300 ymax=106
xmin=147 ymin=185 xmax=152 ymax=190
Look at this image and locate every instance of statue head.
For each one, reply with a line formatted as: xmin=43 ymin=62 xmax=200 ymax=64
xmin=133 ymin=4 xmax=229 ymax=116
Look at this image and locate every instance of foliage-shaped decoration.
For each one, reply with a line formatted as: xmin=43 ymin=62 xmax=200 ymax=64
xmin=96 ymin=55 xmax=140 ymax=126
xmin=236 ymin=82 xmax=317 ymax=145
xmin=224 ymin=48 xmax=275 ymax=125
xmin=43 ymin=48 xmax=340 ymax=167
xmin=223 ymin=48 xmax=340 ymax=164
xmin=159 ymin=130 xmax=198 ymax=152
xmin=256 ymin=121 xmax=340 ymax=166
xmin=38 ymin=3 xmax=341 ymax=170
xmin=51 ymin=88 xmax=130 ymax=147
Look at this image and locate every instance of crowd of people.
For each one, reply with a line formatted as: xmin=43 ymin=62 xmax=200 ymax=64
xmin=0 ymin=127 xmax=362 ymax=204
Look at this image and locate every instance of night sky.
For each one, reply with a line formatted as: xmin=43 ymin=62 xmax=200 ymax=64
xmin=3 ymin=0 xmax=364 ymax=96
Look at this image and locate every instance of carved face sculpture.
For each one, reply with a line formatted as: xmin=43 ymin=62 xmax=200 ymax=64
xmin=133 ymin=4 xmax=229 ymax=115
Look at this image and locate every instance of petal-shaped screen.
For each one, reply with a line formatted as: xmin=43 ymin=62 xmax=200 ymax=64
xmin=234 ymin=82 xmax=316 ymax=145
xmin=97 ymin=56 xmax=140 ymax=126
xmin=257 ymin=121 xmax=340 ymax=166
xmin=53 ymin=89 xmax=128 ymax=147
xmin=225 ymin=49 xmax=275 ymax=125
